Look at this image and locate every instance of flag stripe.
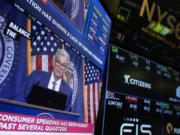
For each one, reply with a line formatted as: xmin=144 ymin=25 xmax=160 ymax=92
xmin=98 ymin=73 xmax=100 ymax=100
xmin=90 ymin=84 xmax=94 ymax=123
xmin=48 ymin=55 xmax=53 ymax=72
xmin=36 ymin=55 xmax=42 ymax=70
xmin=93 ymin=83 xmax=96 ymax=124
xmin=95 ymin=82 xmax=99 ymax=116
xmin=32 ymin=56 xmax=36 ymax=71
xmin=87 ymin=85 xmax=91 ymax=123
xmin=42 ymin=55 xmax=48 ymax=71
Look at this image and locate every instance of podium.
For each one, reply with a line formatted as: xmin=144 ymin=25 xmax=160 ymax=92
xmin=0 ymin=98 xmax=79 ymax=121
xmin=0 ymin=98 xmax=94 ymax=135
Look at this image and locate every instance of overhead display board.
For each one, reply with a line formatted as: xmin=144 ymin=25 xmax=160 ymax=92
xmin=10 ymin=0 xmax=111 ymax=70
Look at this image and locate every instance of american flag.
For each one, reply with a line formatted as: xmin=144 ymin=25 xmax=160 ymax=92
xmin=31 ymin=22 xmax=62 ymax=72
xmin=84 ymin=62 xmax=100 ymax=124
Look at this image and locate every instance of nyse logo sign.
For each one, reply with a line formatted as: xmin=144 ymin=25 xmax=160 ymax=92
xmin=123 ymin=74 xmax=151 ymax=89
xmin=120 ymin=118 xmax=152 ymax=135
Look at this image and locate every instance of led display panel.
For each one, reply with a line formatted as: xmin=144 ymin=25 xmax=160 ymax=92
xmin=10 ymin=0 xmax=111 ymax=70
xmin=95 ymin=44 xmax=180 ymax=135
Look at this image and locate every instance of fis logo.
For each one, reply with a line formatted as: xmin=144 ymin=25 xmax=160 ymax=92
xmin=166 ymin=122 xmax=180 ymax=135
xmin=120 ymin=118 xmax=152 ymax=135
xmin=123 ymin=74 xmax=151 ymax=89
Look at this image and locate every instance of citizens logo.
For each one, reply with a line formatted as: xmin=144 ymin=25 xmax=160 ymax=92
xmin=124 ymin=74 xmax=130 ymax=84
xmin=166 ymin=122 xmax=180 ymax=135
xmin=120 ymin=117 xmax=152 ymax=135
xmin=123 ymin=74 xmax=151 ymax=89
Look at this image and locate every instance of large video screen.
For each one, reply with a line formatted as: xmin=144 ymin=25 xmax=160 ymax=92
xmin=0 ymin=0 xmax=104 ymax=124
xmin=95 ymin=44 xmax=180 ymax=135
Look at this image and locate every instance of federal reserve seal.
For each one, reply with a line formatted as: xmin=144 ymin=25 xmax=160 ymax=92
xmin=0 ymin=15 xmax=15 ymax=85
xmin=37 ymin=113 xmax=54 ymax=118
xmin=71 ymin=0 xmax=80 ymax=20
xmin=68 ymin=61 xmax=78 ymax=107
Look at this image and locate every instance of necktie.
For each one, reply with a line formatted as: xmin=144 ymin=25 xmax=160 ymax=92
xmin=52 ymin=81 xmax=56 ymax=91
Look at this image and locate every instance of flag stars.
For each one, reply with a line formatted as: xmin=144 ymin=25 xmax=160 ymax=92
xmin=35 ymin=31 xmax=39 ymax=35
xmin=37 ymin=36 xmax=41 ymax=41
xmin=43 ymin=47 xmax=47 ymax=52
xmin=47 ymin=41 xmax=50 ymax=46
xmin=33 ymin=41 xmax=37 ymax=46
xmin=37 ymin=47 xmax=40 ymax=52
xmin=32 ymin=25 xmax=36 ymax=30
xmin=40 ymin=42 xmax=44 ymax=46
xmin=41 ymin=30 xmax=45 ymax=35
xmin=50 ymin=36 xmax=54 ymax=41
xmin=44 ymin=36 xmax=47 ymax=41
xmin=51 ymin=48 xmax=54 ymax=52
xmin=54 ymin=42 xmax=57 ymax=47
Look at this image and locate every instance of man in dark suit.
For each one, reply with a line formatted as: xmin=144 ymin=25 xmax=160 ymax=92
xmin=18 ymin=49 xmax=72 ymax=111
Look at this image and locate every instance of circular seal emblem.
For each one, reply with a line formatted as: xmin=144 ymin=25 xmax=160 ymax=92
xmin=71 ymin=0 xmax=80 ymax=20
xmin=37 ymin=112 xmax=54 ymax=118
xmin=67 ymin=61 xmax=78 ymax=107
xmin=0 ymin=15 xmax=15 ymax=85
xmin=0 ymin=34 xmax=4 ymax=66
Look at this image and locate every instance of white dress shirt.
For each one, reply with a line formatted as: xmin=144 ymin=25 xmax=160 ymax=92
xmin=48 ymin=73 xmax=62 ymax=92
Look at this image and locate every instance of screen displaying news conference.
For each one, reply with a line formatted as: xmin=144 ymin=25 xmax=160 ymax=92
xmin=0 ymin=0 xmax=111 ymax=127
xmin=95 ymin=44 xmax=180 ymax=135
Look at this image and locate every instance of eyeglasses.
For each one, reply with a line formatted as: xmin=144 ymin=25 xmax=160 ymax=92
xmin=55 ymin=59 xmax=67 ymax=69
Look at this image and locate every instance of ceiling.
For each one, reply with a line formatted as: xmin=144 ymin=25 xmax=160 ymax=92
xmin=100 ymin=0 xmax=180 ymax=72
xmin=157 ymin=0 xmax=180 ymax=13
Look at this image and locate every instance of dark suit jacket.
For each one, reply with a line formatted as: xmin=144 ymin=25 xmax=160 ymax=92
xmin=17 ymin=70 xmax=72 ymax=111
